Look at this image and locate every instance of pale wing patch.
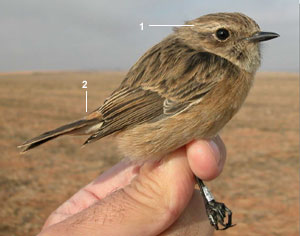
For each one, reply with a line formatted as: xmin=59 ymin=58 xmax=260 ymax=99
xmin=163 ymin=99 xmax=190 ymax=116
xmin=163 ymin=95 xmax=205 ymax=116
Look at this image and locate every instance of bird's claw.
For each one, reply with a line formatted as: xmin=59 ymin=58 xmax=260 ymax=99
xmin=205 ymin=200 xmax=235 ymax=230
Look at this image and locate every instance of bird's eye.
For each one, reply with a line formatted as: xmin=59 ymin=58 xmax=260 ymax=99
xmin=216 ymin=28 xmax=230 ymax=41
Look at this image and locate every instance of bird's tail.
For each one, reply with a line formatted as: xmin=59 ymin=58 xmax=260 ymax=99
xmin=18 ymin=112 xmax=103 ymax=153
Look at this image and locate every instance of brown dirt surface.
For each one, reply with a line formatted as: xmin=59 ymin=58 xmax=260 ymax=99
xmin=0 ymin=71 xmax=299 ymax=236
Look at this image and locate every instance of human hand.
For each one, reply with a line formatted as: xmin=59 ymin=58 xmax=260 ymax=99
xmin=38 ymin=136 xmax=226 ymax=236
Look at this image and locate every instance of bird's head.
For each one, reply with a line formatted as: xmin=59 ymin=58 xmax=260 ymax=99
xmin=175 ymin=12 xmax=279 ymax=73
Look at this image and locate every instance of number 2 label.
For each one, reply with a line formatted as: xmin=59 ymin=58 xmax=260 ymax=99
xmin=82 ymin=80 xmax=87 ymax=89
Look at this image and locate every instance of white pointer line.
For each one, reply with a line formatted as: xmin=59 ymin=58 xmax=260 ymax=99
xmin=148 ymin=24 xmax=194 ymax=27
xmin=85 ymin=90 xmax=88 ymax=113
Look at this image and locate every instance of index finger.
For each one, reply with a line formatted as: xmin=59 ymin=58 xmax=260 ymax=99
xmin=43 ymin=159 xmax=141 ymax=228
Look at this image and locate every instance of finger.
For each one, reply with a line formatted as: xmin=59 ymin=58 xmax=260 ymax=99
xmin=159 ymin=190 xmax=213 ymax=236
xmin=85 ymin=158 xmax=141 ymax=198
xmin=186 ymin=135 xmax=226 ymax=181
xmin=39 ymin=147 xmax=196 ymax=236
xmin=43 ymin=159 xmax=141 ymax=228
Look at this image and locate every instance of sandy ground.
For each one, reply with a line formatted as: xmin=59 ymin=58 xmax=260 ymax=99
xmin=0 ymin=71 xmax=298 ymax=236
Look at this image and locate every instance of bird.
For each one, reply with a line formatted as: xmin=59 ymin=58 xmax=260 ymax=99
xmin=18 ymin=12 xmax=279 ymax=230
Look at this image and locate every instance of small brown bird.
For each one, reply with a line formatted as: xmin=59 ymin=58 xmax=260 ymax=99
xmin=18 ymin=12 xmax=279 ymax=230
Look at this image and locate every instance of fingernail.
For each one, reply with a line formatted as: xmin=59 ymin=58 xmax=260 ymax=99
xmin=208 ymin=140 xmax=221 ymax=167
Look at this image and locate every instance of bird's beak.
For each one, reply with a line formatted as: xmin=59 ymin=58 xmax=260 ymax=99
xmin=247 ymin=31 xmax=280 ymax=42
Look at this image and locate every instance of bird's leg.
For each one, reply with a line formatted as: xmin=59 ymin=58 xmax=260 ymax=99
xmin=195 ymin=176 xmax=235 ymax=230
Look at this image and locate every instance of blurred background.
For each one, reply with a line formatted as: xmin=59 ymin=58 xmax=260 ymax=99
xmin=0 ymin=0 xmax=298 ymax=72
xmin=0 ymin=1 xmax=299 ymax=236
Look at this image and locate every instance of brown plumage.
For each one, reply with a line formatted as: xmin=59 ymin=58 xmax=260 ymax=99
xmin=18 ymin=12 xmax=279 ymax=161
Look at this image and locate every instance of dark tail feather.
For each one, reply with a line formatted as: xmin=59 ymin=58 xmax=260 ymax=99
xmin=18 ymin=118 xmax=101 ymax=153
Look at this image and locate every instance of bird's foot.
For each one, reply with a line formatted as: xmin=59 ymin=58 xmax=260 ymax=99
xmin=205 ymin=199 xmax=235 ymax=230
xmin=196 ymin=177 xmax=235 ymax=230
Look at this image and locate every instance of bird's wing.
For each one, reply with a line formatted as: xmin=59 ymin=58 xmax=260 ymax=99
xmin=84 ymin=39 xmax=237 ymax=144
xmin=84 ymin=87 xmax=165 ymax=144
xmin=99 ymin=87 xmax=164 ymax=134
